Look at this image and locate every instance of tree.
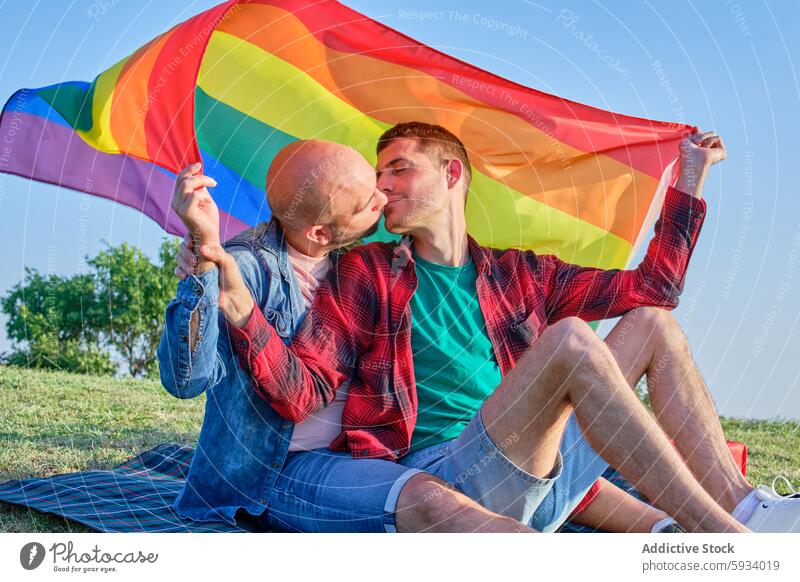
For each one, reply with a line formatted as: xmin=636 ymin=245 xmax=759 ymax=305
xmin=2 ymin=237 xmax=180 ymax=377
xmin=1 ymin=269 xmax=115 ymax=375
xmin=89 ymin=238 xmax=179 ymax=378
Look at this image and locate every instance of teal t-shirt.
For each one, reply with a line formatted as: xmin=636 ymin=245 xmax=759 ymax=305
xmin=409 ymin=252 xmax=503 ymax=452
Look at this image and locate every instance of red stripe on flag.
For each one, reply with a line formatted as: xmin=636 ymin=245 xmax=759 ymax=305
xmin=144 ymin=1 xmax=236 ymax=172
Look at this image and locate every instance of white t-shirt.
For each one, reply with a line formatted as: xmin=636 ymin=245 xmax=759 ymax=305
xmin=285 ymin=244 xmax=348 ymax=452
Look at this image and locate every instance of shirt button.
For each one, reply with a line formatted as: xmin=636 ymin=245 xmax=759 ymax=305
xmin=282 ymin=422 xmax=291 ymax=430
xmin=361 ymin=451 xmax=369 ymax=457
xmin=259 ymin=498 xmax=266 ymax=505
xmin=272 ymin=461 xmax=280 ymax=468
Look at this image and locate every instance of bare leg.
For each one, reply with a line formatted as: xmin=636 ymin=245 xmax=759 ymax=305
xmin=480 ymin=316 xmax=748 ymax=533
xmin=395 ymin=473 xmax=535 ymax=532
xmin=568 ymin=477 xmax=670 ymax=533
xmin=603 ymin=307 xmax=753 ymax=513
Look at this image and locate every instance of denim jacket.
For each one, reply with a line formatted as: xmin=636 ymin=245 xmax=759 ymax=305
xmin=157 ymin=218 xmax=308 ymax=525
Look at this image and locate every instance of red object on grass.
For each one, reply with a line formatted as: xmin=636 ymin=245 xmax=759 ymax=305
xmin=727 ymin=441 xmax=748 ymax=476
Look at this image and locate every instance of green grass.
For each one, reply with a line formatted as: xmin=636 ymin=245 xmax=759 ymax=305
xmin=716 ymin=418 xmax=800 ymax=492
xmin=0 ymin=365 xmax=204 ymax=532
xmin=1 ymin=365 xmax=798 ymax=532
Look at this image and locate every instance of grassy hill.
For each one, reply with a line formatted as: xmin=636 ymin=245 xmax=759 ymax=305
xmin=1 ymin=365 xmax=798 ymax=532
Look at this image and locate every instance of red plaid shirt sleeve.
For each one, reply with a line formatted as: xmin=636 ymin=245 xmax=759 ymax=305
xmin=539 ymin=187 xmax=707 ymax=325
xmin=227 ymin=251 xmax=377 ymax=422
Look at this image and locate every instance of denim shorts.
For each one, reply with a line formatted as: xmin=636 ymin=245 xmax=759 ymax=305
xmin=261 ymin=448 xmax=423 ymax=533
xmin=261 ymin=411 xmax=608 ymax=532
xmin=528 ymin=413 xmax=610 ymax=532
xmin=398 ymin=409 xmax=563 ymax=525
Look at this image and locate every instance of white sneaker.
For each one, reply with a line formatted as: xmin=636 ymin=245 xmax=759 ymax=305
xmin=743 ymin=478 xmax=800 ymax=533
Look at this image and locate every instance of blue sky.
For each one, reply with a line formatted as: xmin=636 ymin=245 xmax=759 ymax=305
xmin=1 ymin=1 xmax=798 ymax=421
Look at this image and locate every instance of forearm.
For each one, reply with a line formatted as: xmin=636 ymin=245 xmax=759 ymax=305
xmin=228 ymin=302 xmax=346 ymax=422
xmin=188 ymin=265 xmax=218 ymax=352
xmin=675 ymin=165 xmax=709 ymax=199
xmin=596 ymin=186 xmax=706 ymax=312
xmin=635 ymin=186 xmax=707 ymax=299
xmin=158 ymin=268 xmax=226 ymax=398
xmin=544 ymin=186 xmax=707 ymax=323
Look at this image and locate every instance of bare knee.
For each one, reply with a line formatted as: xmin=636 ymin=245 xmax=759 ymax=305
xmin=395 ymin=473 xmax=460 ymax=532
xmin=626 ymin=307 xmax=689 ymax=354
xmin=537 ymin=317 xmax=613 ymax=374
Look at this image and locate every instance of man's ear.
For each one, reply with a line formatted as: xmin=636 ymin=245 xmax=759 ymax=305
xmin=445 ymin=158 xmax=464 ymax=190
xmin=303 ymin=224 xmax=332 ymax=247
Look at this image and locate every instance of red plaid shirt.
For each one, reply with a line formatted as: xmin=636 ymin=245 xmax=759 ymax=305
xmin=229 ymin=186 xmax=706 ymax=507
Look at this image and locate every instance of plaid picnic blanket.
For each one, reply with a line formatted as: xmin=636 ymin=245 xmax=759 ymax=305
xmin=0 ymin=443 xmax=627 ymax=533
xmin=0 ymin=444 xmax=250 ymax=532
xmin=1 ymin=442 xmax=745 ymax=532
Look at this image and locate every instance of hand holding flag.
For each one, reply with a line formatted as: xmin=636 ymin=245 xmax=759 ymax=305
xmin=676 ymin=129 xmax=727 ymax=197
xmin=171 ymin=163 xmax=221 ymax=272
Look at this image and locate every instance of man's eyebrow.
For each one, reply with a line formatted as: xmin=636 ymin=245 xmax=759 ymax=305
xmin=377 ymin=158 xmax=410 ymax=170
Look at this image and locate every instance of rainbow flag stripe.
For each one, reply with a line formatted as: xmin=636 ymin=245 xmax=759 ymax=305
xmin=0 ymin=0 xmax=690 ymax=269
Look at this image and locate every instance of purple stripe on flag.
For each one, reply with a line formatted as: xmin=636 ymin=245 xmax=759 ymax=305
xmin=0 ymin=112 xmax=251 ymax=241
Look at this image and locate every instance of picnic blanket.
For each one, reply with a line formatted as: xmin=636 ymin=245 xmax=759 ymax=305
xmin=0 ymin=444 xmax=249 ymax=532
xmin=0 ymin=442 xmax=746 ymax=533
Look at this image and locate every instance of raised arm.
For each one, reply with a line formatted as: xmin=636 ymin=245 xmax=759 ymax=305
xmin=196 ymin=244 xmax=376 ymax=422
xmin=157 ymin=235 xmax=267 ymax=399
xmin=538 ymin=130 xmax=724 ymax=324
xmin=157 ymin=163 xmax=265 ymax=399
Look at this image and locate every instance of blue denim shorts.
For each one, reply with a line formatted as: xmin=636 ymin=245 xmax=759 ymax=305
xmin=528 ymin=413 xmax=610 ymax=532
xmin=262 ymin=411 xmax=608 ymax=532
xmin=399 ymin=411 xmax=609 ymax=531
xmin=398 ymin=409 xmax=564 ymax=525
xmin=262 ymin=448 xmax=423 ymax=533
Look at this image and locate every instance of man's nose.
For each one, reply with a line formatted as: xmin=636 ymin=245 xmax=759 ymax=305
xmin=374 ymin=189 xmax=388 ymax=211
xmin=376 ymin=171 xmax=392 ymax=194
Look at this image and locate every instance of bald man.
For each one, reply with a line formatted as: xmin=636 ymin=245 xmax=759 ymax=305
xmin=158 ymin=140 xmax=407 ymax=530
xmin=161 ymin=139 xmax=667 ymax=533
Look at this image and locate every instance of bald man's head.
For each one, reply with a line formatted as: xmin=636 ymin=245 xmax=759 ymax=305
xmin=267 ymin=140 xmax=375 ymax=235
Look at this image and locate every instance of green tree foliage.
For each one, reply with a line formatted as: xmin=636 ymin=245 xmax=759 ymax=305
xmin=2 ymin=238 xmax=180 ymax=377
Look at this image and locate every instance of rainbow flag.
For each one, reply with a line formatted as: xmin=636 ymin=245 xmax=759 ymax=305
xmin=0 ymin=0 xmax=691 ymax=269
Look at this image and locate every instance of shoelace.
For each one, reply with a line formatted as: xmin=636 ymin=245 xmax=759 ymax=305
xmin=755 ymin=477 xmax=800 ymax=508
xmin=771 ymin=476 xmax=800 ymax=499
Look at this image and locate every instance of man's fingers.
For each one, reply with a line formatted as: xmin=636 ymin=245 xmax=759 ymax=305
xmin=176 ymin=247 xmax=196 ymax=273
xmin=177 ymin=162 xmax=202 ymax=181
xmin=216 ymin=250 xmax=248 ymax=291
xmin=177 ymin=253 xmax=195 ymax=275
xmin=180 ymin=175 xmax=217 ymax=194
xmin=172 ymin=164 xmax=203 ymax=211
xmin=179 ymin=244 xmax=196 ymax=266
xmin=174 ymin=265 xmax=190 ymax=280
xmin=688 ymin=130 xmax=714 ymax=144
xmin=175 ymin=188 xmax=215 ymax=221
xmin=198 ymin=244 xmax=225 ymax=264
xmin=697 ymin=130 xmax=717 ymax=143
xmin=199 ymin=245 xmax=245 ymax=287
